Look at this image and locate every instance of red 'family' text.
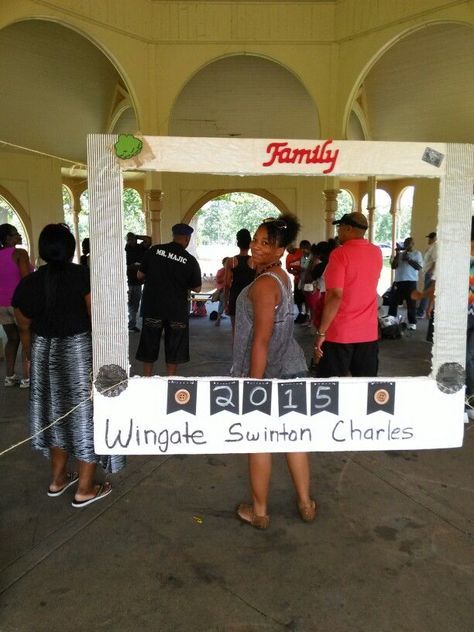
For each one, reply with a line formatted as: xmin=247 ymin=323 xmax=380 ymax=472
xmin=262 ymin=139 xmax=339 ymax=174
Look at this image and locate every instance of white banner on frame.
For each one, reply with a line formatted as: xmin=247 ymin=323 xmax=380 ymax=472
xmin=87 ymin=135 xmax=473 ymax=454
xmin=119 ymin=136 xmax=448 ymax=178
xmin=94 ymin=376 xmax=464 ymax=454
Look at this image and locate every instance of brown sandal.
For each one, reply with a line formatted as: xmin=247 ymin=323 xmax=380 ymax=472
xmin=298 ymin=499 xmax=317 ymax=523
xmin=236 ymin=503 xmax=270 ymax=530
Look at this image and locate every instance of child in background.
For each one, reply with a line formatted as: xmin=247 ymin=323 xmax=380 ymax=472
xmin=214 ymin=257 xmax=228 ymax=326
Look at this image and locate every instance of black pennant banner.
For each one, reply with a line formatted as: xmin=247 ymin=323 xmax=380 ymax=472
xmin=167 ymin=380 xmax=197 ymax=415
xmin=278 ymin=381 xmax=307 ymax=416
xmin=210 ymin=381 xmax=239 ymax=415
xmin=310 ymin=381 xmax=339 ymax=415
xmin=242 ymin=381 xmax=272 ymax=416
xmin=367 ymin=382 xmax=395 ymax=415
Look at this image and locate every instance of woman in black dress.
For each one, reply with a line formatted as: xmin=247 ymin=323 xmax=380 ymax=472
xmin=224 ymin=228 xmax=256 ymax=335
xmin=13 ymin=224 xmax=124 ymax=507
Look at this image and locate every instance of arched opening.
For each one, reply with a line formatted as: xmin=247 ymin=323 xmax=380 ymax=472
xmin=335 ymin=189 xmax=355 ymax=220
xmin=0 ymin=19 xmax=139 ymax=164
xmin=345 ymin=22 xmax=474 ymax=143
xmin=361 ymin=188 xmax=392 ymax=247
xmin=0 ymin=193 xmax=30 ymax=253
xmin=62 ymin=185 xmax=74 ymax=232
xmin=191 ymin=192 xmax=280 ymax=279
xmin=361 ymin=189 xmax=392 ymax=293
xmin=170 ymin=54 xmax=319 ymax=139
xmin=64 ymin=186 xmax=145 ymax=245
xmin=397 ymin=186 xmax=414 ymax=243
xmin=122 ymin=188 xmax=145 ymax=236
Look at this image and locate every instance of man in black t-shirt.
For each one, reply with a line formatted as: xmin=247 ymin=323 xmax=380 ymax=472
xmin=136 ymin=223 xmax=201 ymax=376
xmin=125 ymin=232 xmax=151 ymax=332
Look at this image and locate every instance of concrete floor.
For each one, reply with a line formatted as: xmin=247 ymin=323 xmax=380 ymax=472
xmin=1 ymin=316 xmax=473 ymax=632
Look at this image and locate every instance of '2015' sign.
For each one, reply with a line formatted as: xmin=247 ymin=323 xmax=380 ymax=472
xmin=92 ymin=376 xmax=453 ymax=456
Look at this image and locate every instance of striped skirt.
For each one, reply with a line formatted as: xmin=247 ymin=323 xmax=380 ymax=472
xmin=30 ymin=331 xmax=125 ymax=473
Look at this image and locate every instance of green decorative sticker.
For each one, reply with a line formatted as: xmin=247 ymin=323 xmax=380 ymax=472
xmin=114 ymin=134 xmax=143 ymax=160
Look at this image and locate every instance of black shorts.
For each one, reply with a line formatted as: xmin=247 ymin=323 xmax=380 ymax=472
xmin=317 ymin=341 xmax=379 ymax=378
xmin=294 ymin=287 xmax=305 ymax=306
xmin=136 ymin=318 xmax=189 ymax=365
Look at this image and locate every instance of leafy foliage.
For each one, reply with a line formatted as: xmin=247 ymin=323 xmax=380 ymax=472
xmin=359 ymin=186 xmax=413 ymax=244
xmin=196 ymin=192 xmax=279 ymax=245
xmin=0 ymin=195 xmax=30 ymax=251
xmin=397 ymin=187 xmax=414 ymax=242
xmin=63 ymin=186 xmax=145 ymax=248
xmin=335 ymin=189 xmax=354 ymax=220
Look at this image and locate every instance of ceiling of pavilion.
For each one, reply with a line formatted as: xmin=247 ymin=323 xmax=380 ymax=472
xmin=0 ymin=19 xmax=472 ymax=168
xmin=169 ymin=56 xmax=320 ymax=139
xmin=0 ymin=20 xmax=136 ymax=165
xmin=360 ymin=23 xmax=474 ymax=143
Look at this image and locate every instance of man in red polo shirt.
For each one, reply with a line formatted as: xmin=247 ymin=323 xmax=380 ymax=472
xmin=314 ymin=212 xmax=382 ymax=377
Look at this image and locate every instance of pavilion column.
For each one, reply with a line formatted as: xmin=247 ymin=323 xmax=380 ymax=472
xmin=145 ymin=189 xmax=163 ymax=244
xmin=390 ymin=199 xmax=398 ymax=282
xmin=367 ymin=176 xmax=377 ymax=243
xmin=323 ymin=188 xmax=341 ymax=239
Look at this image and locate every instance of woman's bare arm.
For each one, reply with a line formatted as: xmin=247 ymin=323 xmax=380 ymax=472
xmin=14 ymin=248 xmax=31 ymax=278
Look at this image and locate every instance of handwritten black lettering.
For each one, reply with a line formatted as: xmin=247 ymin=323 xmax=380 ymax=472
xmin=331 ymin=418 xmax=415 ymax=443
xmin=105 ymin=419 xmax=206 ymax=453
xmin=332 ymin=419 xmax=346 ymax=442
xmin=225 ymin=422 xmax=312 ymax=444
xmin=226 ymin=422 xmax=244 ymax=442
xmin=106 ymin=418 xmax=133 ymax=448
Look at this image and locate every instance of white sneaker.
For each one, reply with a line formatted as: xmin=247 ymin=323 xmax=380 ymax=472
xmin=4 ymin=374 xmax=20 ymax=387
xmin=19 ymin=378 xmax=30 ymax=389
xmin=467 ymin=408 xmax=474 ymax=421
xmin=407 ymin=324 xmax=417 ymax=330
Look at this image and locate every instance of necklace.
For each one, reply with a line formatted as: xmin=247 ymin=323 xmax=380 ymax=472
xmin=256 ymin=260 xmax=282 ymax=277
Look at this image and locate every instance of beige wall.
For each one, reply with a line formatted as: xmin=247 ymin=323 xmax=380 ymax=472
xmin=1 ymin=0 xmax=472 ymax=247
xmin=162 ymin=173 xmax=328 ymax=244
xmin=411 ymin=178 xmax=440 ymax=250
xmin=0 ymin=152 xmax=63 ymax=261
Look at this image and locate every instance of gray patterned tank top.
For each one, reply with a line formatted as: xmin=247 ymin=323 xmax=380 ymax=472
xmin=231 ymin=271 xmax=308 ymax=379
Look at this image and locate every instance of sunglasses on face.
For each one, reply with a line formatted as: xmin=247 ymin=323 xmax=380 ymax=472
xmin=263 ymin=218 xmax=287 ymax=230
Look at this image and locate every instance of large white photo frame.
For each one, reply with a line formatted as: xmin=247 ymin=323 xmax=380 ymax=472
xmin=87 ymin=136 xmax=473 ymax=455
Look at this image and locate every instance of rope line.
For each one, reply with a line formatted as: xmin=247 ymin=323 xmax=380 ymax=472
xmin=0 ymin=139 xmax=87 ymax=168
xmin=0 ymin=378 xmax=128 ymax=458
xmin=1 ymin=381 xmax=472 ymax=458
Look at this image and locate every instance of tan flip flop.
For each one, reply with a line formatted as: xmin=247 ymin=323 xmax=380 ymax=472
xmin=236 ymin=503 xmax=270 ymax=530
xmin=298 ymin=499 xmax=317 ymax=523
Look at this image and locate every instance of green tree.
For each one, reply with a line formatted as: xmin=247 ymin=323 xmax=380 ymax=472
xmin=398 ymin=187 xmax=414 ymax=241
xmin=361 ymin=189 xmax=392 ymax=244
xmin=335 ymin=189 xmax=354 ymax=220
xmin=63 ymin=186 xmax=145 ymax=247
xmin=196 ymin=192 xmax=279 ymax=245
xmin=122 ymin=188 xmax=146 ymax=235
xmin=0 ymin=195 xmax=29 ymax=250
xmin=375 ymin=212 xmax=392 ymax=243
xmin=63 ymin=186 xmax=74 ymax=233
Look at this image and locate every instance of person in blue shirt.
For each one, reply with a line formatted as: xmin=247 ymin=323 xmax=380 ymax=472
xmin=388 ymin=237 xmax=423 ymax=330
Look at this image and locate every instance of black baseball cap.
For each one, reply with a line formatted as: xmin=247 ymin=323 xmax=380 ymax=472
xmin=172 ymin=223 xmax=194 ymax=236
xmin=425 ymin=232 xmax=436 ymax=239
xmin=332 ymin=212 xmax=368 ymax=230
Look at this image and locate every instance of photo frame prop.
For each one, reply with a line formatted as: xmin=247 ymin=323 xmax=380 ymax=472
xmin=87 ymin=135 xmax=474 ymax=454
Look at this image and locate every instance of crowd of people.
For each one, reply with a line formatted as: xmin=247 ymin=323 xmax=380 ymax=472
xmin=1 ymin=214 xmax=472 ymax=521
